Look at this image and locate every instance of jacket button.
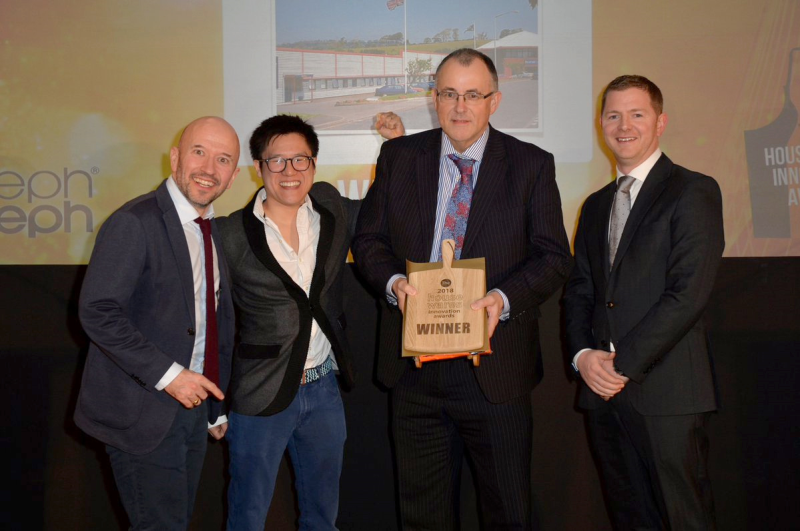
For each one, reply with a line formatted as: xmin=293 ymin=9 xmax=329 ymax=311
xmin=606 ymin=302 xmax=615 ymax=309
xmin=600 ymin=340 xmax=609 ymax=348
xmin=187 ymin=328 xmax=195 ymax=336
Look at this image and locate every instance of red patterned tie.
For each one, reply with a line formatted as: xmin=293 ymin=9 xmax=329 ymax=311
xmin=194 ymin=217 xmax=219 ymax=386
xmin=441 ymin=154 xmax=475 ymax=260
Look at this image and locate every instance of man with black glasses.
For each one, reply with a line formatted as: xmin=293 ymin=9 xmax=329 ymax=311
xmin=217 ymin=115 xmax=359 ymax=531
xmin=353 ymin=49 xmax=572 ymax=530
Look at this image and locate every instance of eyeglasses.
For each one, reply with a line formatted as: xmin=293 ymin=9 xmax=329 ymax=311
xmin=435 ymin=90 xmax=496 ymax=104
xmin=256 ymin=156 xmax=315 ymax=173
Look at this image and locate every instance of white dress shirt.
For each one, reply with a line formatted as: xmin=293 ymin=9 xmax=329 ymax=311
xmin=253 ymin=189 xmax=334 ymax=370
xmin=611 ymin=148 xmax=662 ymax=213
xmin=157 ymin=176 xmax=224 ymax=426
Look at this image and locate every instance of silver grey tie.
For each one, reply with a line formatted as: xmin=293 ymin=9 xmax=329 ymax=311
xmin=609 ymin=175 xmax=636 ymax=267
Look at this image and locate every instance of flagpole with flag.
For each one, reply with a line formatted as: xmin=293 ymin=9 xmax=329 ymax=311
xmin=404 ymin=0 xmax=407 ymax=90
xmin=387 ymin=0 xmax=407 ymax=91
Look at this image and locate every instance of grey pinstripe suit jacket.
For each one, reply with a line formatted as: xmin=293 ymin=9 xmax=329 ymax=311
xmin=353 ymin=126 xmax=572 ymax=403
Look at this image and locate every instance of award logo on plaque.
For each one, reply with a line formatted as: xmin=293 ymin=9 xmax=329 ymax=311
xmin=402 ymin=240 xmax=491 ymax=367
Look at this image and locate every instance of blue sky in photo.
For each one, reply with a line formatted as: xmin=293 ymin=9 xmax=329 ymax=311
xmin=276 ymin=0 xmax=538 ymax=44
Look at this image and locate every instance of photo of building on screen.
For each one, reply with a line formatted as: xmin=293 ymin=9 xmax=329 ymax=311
xmin=275 ymin=0 xmax=541 ymax=132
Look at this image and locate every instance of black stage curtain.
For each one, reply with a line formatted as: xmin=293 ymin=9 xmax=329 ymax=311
xmin=2 ymin=258 xmax=798 ymax=530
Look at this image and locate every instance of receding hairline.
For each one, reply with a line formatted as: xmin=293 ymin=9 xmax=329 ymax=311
xmin=178 ymin=116 xmax=239 ymax=149
xmin=435 ymin=48 xmax=499 ymax=91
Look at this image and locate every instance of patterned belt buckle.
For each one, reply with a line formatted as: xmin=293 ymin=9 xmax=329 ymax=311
xmin=300 ymin=357 xmax=332 ymax=385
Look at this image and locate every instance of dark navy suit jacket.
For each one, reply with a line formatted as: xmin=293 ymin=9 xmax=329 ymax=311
xmin=74 ymin=180 xmax=235 ymax=454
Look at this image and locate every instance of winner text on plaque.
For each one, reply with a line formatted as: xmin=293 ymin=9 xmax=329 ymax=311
xmin=402 ymin=240 xmax=490 ymax=359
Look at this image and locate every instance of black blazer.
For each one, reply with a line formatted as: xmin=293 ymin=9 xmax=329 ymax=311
xmin=564 ymin=153 xmax=725 ymax=415
xmin=217 ymin=182 xmax=358 ymax=417
xmin=352 ymin=126 xmax=572 ymax=403
xmin=74 ymin=180 xmax=235 ymax=454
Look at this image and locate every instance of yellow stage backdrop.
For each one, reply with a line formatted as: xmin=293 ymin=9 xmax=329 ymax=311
xmin=1 ymin=0 xmax=799 ymax=264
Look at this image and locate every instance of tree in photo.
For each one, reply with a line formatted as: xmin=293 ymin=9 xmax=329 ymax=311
xmin=406 ymin=58 xmax=433 ymax=82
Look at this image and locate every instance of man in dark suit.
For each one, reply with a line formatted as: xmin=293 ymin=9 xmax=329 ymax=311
xmin=352 ymin=49 xmax=572 ymax=530
xmin=564 ymin=75 xmax=724 ymax=530
xmin=216 ymin=115 xmax=358 ymax=531
xmin=74 ymin=116 xmax=239 ymax=529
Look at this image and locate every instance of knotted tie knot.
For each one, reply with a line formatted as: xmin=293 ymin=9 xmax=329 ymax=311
xmin=447 ymin=154 xmax=475 ymax=184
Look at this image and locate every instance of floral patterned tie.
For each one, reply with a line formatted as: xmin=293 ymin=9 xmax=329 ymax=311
xmin=441 ymin=154 xmax=475 ymax=260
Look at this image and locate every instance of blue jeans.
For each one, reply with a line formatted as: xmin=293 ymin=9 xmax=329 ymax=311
xmin=226 ymin=370 xmax=347 ymax=531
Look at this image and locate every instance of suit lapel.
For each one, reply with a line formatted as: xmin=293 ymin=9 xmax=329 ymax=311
xmin=157 ymin=182 xmax=196 ymax=324
xmin=612 ymin=154 xmax=673 ymax=271
xmin=417 ymin=131 xmax=442 ymax=260
xmin=210 ymin=219 xmax=230 ymax=301
xmin=595 ymin=183 xmax=616 ymax=279
xmin=308 ymin=194 xmax=334 ymax=300
xmin=241 ymin=190 xmax=306 ymax=299
xmin=462 ymin=127 xmax=506 ymax=258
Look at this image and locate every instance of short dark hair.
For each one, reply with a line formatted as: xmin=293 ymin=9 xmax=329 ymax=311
xmin=601 ymin=75 xmax=664 ymax=115
xmin=435 ymin=48 xmax=499 ymax=91
xmin=249 ymin=114 xmax=319 ymax=160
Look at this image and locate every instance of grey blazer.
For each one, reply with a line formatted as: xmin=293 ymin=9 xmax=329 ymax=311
xmin=217 ymin=182 xmax=357 ymax=416
xmin=74 ymin=180 xmax=235 ymax=454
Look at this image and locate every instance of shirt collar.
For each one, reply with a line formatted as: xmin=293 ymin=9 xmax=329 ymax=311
xmin=252 ymin=187 xmax=314 ymax=222
xmin=166 ymin=176 xmax=214 ymax=224
xmin=440 ymin=127 xmax=490 ymax=162
xmin=616 ymin=148 xmax=662 ymax=184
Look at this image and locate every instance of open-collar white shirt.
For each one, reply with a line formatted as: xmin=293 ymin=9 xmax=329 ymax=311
xmin=252 ymin=188 xmax=333 ymax=370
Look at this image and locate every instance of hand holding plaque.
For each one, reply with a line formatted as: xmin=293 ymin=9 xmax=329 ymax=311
xmin=402 ymin=240 xmax=491 ymax=366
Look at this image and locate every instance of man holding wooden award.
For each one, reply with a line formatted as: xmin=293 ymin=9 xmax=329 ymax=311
xmin=353 ymin=49 xmax=572 ymax=530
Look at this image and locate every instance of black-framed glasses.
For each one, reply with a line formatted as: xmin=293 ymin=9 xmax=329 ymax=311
xmin=256 ymin=156 xmax=315 ymax=173
xmin=435 ymin=90 xmax=496 ymax=104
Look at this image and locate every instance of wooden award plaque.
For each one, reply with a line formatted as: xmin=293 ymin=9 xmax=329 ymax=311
xmin=402 ymin=240 xmax=491 ymax=367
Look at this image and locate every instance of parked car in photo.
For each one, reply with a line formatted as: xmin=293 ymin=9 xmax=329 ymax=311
xmin=375 ymin=84 xmax=424 ymax=96
xmin=411 ymin=81 xmax=435 ymax=91
xmin=375 ymin=85 xmax=407 ymax=96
